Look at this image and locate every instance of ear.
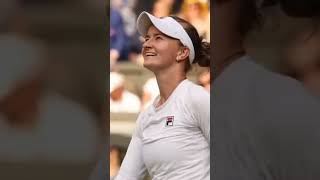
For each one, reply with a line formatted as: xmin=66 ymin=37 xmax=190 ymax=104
xmin=176 ymin=47 xmax=190 ymax=62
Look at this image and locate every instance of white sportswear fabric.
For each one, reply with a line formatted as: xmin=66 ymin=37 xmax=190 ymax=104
xmin=115 ymin=79 xmax=210 ymax=180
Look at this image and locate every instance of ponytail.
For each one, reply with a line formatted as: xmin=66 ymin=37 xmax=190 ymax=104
xmin=170 ymin=16 xmax=211 ymax=72
xmin=194 ymin=39 xmax=210 ymax=67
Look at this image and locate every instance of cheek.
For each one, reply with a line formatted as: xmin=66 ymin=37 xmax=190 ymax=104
xmin=156 ymin=46 xmax=177 ymax=59
xmin=160 ymin=51 xmax=178 ymax=65
xmin=160 ymin=48 xmax=176 ymax=57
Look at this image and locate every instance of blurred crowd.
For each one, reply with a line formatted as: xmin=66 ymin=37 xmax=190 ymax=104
xmin=110 ymin=0 xmax=210 ymax=69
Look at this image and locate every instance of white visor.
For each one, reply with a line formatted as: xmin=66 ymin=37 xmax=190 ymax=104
xmin=136 ymin=11 xmax=195 ymax=64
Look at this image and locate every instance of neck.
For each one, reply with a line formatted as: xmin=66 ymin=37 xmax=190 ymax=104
xmin=154 ymin=68 xmax=186 ymax=107
xmin=213 ymin=24 xmax=246 ymax=79
xmin=213 ymin=1 xmax=246 ymax=80
xmin=212 ymin=48 xmax=246 ymax=80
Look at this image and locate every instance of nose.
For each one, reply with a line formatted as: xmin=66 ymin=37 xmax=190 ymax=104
xmin=142 ymin=40 xmax=152 ymax=54
xmin=142 ymin=38 xmax=152 ymax=49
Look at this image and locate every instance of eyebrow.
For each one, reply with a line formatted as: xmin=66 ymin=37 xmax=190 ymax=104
xmin=144 ymin=33 xmax=165 ymax=38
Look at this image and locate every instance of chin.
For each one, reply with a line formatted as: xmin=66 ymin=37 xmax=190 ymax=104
xmin=144 ymin=61 xmax=165 ymax=73
xmin=143 ymin=62 xmax=156 ymax=71
xmin=143 ymin=57 xmax=169 ymax=72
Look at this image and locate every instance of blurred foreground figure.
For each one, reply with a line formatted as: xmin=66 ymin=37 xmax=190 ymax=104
xmin=212 ymin=0 xmax=320 ymax=179
xmin=282 ymin=26 xmax=320 ymax=96
xmin=0 ymin=1 xmax=101 ymax=179
xmin=0 ymin=29 xmax=101 ymax=180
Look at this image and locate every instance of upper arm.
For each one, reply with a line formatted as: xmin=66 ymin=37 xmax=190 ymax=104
xmin=190 ymin=89 xmax=210 ymax=142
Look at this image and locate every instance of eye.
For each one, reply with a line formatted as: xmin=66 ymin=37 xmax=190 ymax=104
xmin=155 ymin=36 xmax=163 ymax=40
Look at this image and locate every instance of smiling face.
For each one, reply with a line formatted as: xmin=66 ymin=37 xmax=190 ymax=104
xmin=141 ymin=25 xmax=183 ymax=72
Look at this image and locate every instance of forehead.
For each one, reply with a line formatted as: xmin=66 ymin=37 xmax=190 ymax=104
xmin=145 ymin=25 xmax=165 ymax=36
xmin=145 ymin=25 xmax=180 ymax=41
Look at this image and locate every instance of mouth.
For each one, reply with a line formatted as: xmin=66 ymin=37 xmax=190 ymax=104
xmin=143 ymin=52 xmax=157 ymax=57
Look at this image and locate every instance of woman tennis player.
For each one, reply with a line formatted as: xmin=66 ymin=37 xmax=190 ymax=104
xmin=114 ymin=11 xmax=210 ymax=180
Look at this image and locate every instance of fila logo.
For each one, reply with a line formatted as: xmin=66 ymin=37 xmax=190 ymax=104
xmin=166 ymin=116 xmax=174 ymax=126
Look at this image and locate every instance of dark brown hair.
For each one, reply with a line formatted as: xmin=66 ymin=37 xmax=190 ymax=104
xmin=214 ymin=0 xmax=263 ymax=36
xmin=169 ymin=16 xmax=210 ymax=72
xmin=279 ymin=0 xmax=320 ymax=18
xmin=238 ymin=0 xmax=263 ymax=36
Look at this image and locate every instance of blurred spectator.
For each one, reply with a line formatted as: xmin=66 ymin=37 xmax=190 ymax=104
xmin=141 ymin=77 xmax=159 ymax=111
xmin=212 ymin=1 xmax=320 ymax=179
xmin=152 ymin=0 xmax=176 ymax=17
xmin=178 ymin=0 xmax=210 ymax=41
xmin=110 ymin=4 xmax=129 ymax=70
xmin=197 ymin=70 xmax=210 ymax=92
xmin=282 ymin=26 xmax=320 ymax=96
xmin=110 ymin=72 xmax=141 ymax=113
xmin=115 ymin=0 xmax=137 ymax=38
xmin=110 ymin=145 xmax=121 ymax=180
xmin=113 ymin=0 xmax=142 ymax=64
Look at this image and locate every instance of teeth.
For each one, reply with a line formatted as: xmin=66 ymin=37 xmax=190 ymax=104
xmin=145 ymin=53 xmax=156 ymax=56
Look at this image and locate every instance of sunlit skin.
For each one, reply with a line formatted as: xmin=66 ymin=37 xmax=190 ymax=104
xmin=142 ymin=26 xmax=183 ymax=72
xmin=141 ymin=25 xmax=190 ymax=106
